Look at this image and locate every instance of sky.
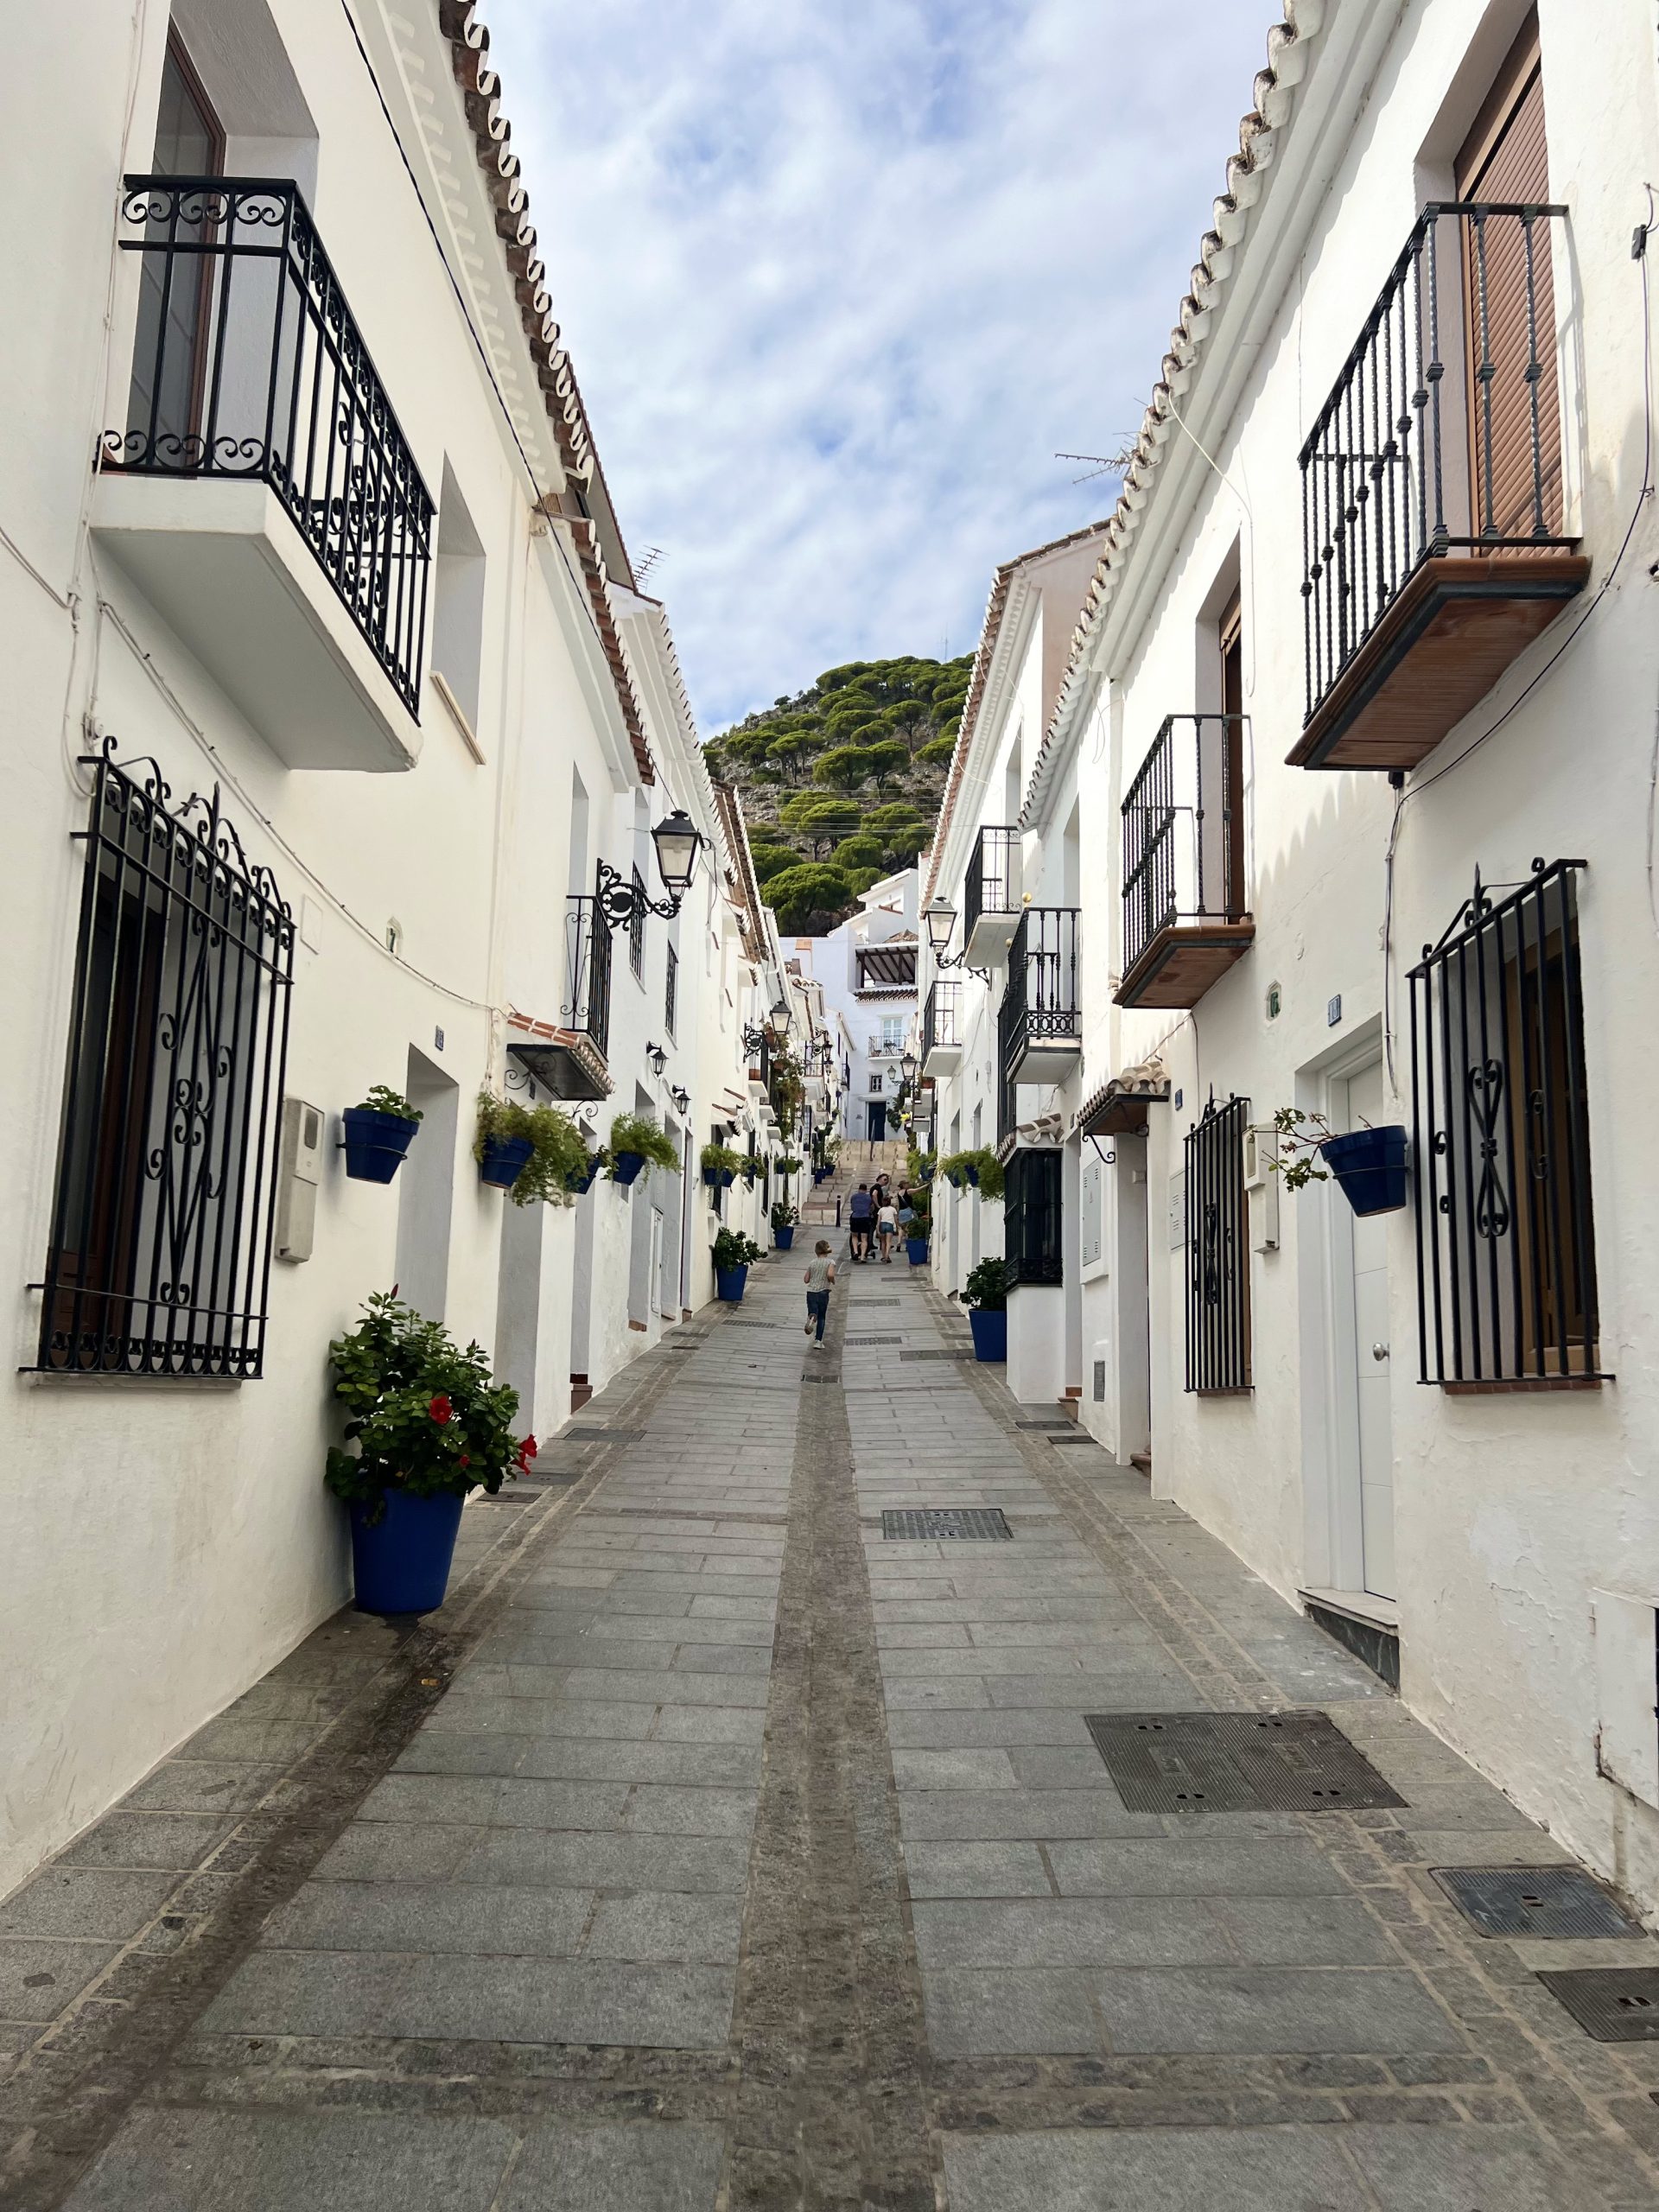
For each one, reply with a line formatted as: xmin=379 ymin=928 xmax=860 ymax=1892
xmin=480 ymin=0 xmax=1281 ymax=735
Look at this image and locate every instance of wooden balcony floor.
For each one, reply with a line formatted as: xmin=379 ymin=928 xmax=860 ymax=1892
xmin=1116 ymin=920 xmax=1255 ymax=1010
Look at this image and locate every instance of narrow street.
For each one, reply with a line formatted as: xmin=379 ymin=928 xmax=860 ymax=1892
xmin=7 ymin=1208 xmax=1659 ymax=2209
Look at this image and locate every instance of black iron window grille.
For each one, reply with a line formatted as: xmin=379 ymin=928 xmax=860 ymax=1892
xmin=628 ymin=862 xmax=646 ymax=981
xmin=1409 ymin=859 xmax=1601 ymax=1386
xmin=105 ymin=175 xmax=434 ymax=717
xmin=1122 ymin=715 xmax=1247 ymax=976
xmin=1185 ymin=1094 xmax=1251 ymax=1393
xmin=1004 ymin=1148 xmax=1064 ymax=1287
xmin=664 ymin=943 xmax=678 ymax=1039
xmin=963 ymin=825 xmax=1020 ymax=940
xmin=34 ymin=741 xmax=294 ymax=1377
xmin=1300 ymin=201 xmax=1573 ymax=728
xmin=561 ymin=890 xmax=612 ymax=1062
xmin=922 ymin=980 xmax=960 ymax=1058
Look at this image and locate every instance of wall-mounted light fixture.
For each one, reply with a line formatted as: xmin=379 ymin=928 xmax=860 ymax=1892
xmin=594 ymin=809 xmax=703 ymax=934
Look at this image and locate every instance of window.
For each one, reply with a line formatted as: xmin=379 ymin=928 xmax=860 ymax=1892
xmin=1005 ymin=1150 xmax=1063 ymax=1287
xmin=869 ymin=1073 xmax=883 ymax=1093
xmin=126 ymin=34 xmax=223 ymax=462
xmin=431 ymin=463 xmax=486 ymax=743
xmin=35 ymin=743 xmax=295 ymax=1376
xmin=880 ymin=1014 xmax=905 ymax=1049
xmin=629 ymin=863 xmax=646 ymax=981
xmin=664 ymin=943 xmax=678 ymax=1038
xmin=1409 ymin=859 xmax=1600 ymax=1386
xmin=1185 ymin=1094 xmax=1251 ymax=1392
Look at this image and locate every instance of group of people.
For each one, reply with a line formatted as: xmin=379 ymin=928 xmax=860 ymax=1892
xmin=846 ymin=1173 xmax=915 ymax=1264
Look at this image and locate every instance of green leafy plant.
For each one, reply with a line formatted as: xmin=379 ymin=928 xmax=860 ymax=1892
xmin=474 ymin=1092 xmax=589 ymax=1206
xmin=907 ymin=1147 xmax=936 ymax=1183
xmin=701 ymin=1142 xmax=745 ymax=1179
xmin=1269 ymin=1106 xmax=1338 ymax=1192
xmin=771 ymin=1198 xmax=799 ymax=1229
xmin=773 ymin=1154 xmax=804 ymax=1176
xmin=356 ymin=1084 xmax=421 ymax=1122
xmin=739 ymin=1154 xmax=760 ymax=1181
xmin=713 ymin=1228 xmax=762 ymax=1273
xmin=323 ymin=1293 xmax=530 ymax=1525
xmin=963 ymin=1258 xmax=1009 ymax=1313
xmin=938 ymin=1147 xmax=1004 ymax=1200
xmin=608 ymin=1112 xmax=680 ymax=1178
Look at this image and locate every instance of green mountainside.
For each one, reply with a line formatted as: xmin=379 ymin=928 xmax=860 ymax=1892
xmin=702 ymin=653 xmax=975 ymax=932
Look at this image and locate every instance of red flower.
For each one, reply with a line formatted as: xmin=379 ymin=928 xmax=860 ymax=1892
xmin=460 ymin=1454 xmax=471 ymax=1469
xmin=428 ymin=1394 xmax=453 ymax=1424
xmin=516 ymin=1433 xmax=537 ymax=1472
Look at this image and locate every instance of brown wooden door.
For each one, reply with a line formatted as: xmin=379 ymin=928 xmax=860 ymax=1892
xmin=1220 ymin=591 xmax=1245 ymax=920
xmin=1455 ymin=11 xmax=1561 ymax=539
xmin=126 ymin=31 xmax=225 ymax=465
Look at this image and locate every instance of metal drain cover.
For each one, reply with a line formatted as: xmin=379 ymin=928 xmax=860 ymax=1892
xmin=1538 ymin=1968 xmax=1659 ymax=2040
xmin=1085 ymin=1711 xmax=1406 ymax=1813
xmin=899 ymin=1350 xmax=976 ymax=1362
xmin=882 ymin=1508 xmax=1011 ymax=1540
xmin=801 ymin=1371 xmax=840 ymax=1383
xmin=561 ymin=1427 xmax=646 ymax=1444
xmin=1433 ymin=1865 xmax=1643 ymax=1940
xmin=1016 ymin=1419 xmax=1071 ymax=1431
xmin=851 ymin=1298 xmax=900 ymax=1306
xmin=845 ymin=1335 xmax=904 ymax=1345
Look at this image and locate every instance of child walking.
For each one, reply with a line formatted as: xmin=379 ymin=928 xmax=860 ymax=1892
xmin=803 ymin=1240 xmax=837 ymax=1344
xmin=875 ymin=1193 xmax=899 ymax=1263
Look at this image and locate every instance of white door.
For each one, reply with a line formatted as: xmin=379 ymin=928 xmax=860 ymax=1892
xmin=1344 ymin=1061 xmax=1395 ymax=1599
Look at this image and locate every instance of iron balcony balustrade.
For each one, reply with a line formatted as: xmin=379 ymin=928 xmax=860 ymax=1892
xmin=963 ymin=825 xmax=1022 ymax=966
xmin=1294 ymin=201 xmax=1587 ymax=772
xmin=504 ymin=893 xmax=613 ymax=1100
xmin=998 ymin=907 xmax=1082 ymax=1109
xmin=1117 ymin=715 xmax=1253 ymax=1009
xmin=921 ymin=980 xmax=962 ymax=1077
xmin=97 ymin=175 xmax=434 ymax=770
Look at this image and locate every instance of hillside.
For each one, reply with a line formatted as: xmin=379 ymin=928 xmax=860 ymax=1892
xmin=702 ymin=653 xmax=974 ymax=932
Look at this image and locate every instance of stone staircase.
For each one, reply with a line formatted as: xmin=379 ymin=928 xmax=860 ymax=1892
xmin=799 ymin=1138 xmax=911 ymax=1230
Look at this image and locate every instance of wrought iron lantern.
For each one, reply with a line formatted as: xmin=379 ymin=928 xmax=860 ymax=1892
xmin=594 ymin=807 xmax=703 ymax=933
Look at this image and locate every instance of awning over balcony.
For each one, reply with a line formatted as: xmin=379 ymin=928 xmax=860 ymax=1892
xmin=1075 ymin=1069 xmax=1171 ymax=1138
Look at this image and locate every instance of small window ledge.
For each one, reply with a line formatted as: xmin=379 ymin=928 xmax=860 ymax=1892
xmin=1440 ymin=1375 xmax=1608 ymax=1395
xmin=431 ymin=669 xmax=486 ymax=762
xmin=21 ymin=1370 xmax=243 ymax=1389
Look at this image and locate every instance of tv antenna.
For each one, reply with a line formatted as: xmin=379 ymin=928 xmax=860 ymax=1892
xmin=633 ymin=544 xmax=666 ymax=584
xmin=1055 ymin=441 xmax=1138 ymax=486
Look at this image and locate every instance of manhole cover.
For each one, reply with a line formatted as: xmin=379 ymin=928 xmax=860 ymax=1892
xmin=1085 ymin=1711 xmax=1406 ymax=1814
xmin=882 ymin=1509 xmax=1012 ymax=1540
xmin=801 ymin=1371 xmax=841 ymax=1383
xmin=845 ymin=1335 xmax=904 ymax=1345
xmin=1016 ymin=1419 xmax=1071 ymax=1430
xmin=561 ymin=1427 xmax=646 ymax=1444
xmin=725 ymin=1320 xmax=782 ymax=1330
xmin=851 ymin=1299 xmax=901 ymax=1306
xmin=1539 ymin=1969 xmax=1659 ymax=2040
xmin=900 ymin=1350 xmax=976 ymax=1362
xmin=1046 ymin=1433 xmax=1097 ymax=1446
xmin=1433 ymin=1866 xmax=1642 ymax=1940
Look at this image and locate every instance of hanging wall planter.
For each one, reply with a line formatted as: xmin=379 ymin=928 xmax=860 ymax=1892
xmin=479 ymin=1135 xmax=535 ymax=1190
xmin=341 ymin=1105 xmax=421 ymax=1185
xmin=565 ymin=1153 xmax=604 ymax=1196
xmin=1321 ymin=1126 xmax=1408 ymax=1217
xmin=611 ymin=1151 xmax=647 ymax=1186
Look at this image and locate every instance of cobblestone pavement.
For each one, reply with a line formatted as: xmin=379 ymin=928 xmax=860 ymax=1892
xmin=9 ymin=1238 xmax=1659 ymax=2207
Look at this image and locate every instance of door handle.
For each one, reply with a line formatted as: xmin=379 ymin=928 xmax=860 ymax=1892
xmin=1371 ymin=1343 xmax=1389 ymax=1361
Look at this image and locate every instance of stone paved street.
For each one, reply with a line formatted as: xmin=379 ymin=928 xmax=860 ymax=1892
xmin=8 ymin=1234 xmax=1659 ymax=2207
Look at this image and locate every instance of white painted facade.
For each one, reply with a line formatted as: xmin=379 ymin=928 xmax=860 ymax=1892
xmin=0 ymin=0 xmax=812 ymax=1897
xmin=795 ymin=870 xmax=919 ymax=1145
xmin=928 ymin=0 xmax=1659 ymax=1912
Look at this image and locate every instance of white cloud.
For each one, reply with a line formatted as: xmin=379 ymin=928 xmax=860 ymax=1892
xmin=479 ymin=0 xmax=1281 ymax=731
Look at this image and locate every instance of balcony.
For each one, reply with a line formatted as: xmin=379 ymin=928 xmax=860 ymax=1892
xmin=963 ymin=826 xmax=1022 ymax=965
xmin=92 ymin=177 xmax=433 ymax=772
xmin=999 ymin=907 xmax=1081 ymax=1091
xmin=505 ymin=895 xmax=612 ymax=1100
xmin=1117 ymin=715 xmax=1253 ymax=1010
xmin=1292 ymin=202 xmax=1588 ymax=772
xmin=922 ymin=981 xmax=962 ymax=1077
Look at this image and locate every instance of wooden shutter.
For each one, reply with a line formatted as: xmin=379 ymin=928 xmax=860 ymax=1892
xmin=1455 ymin=13 xmax=1561 ymax=538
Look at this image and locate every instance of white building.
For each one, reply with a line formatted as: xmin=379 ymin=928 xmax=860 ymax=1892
xmin=796 ymin=869 xmax=920 ymax=1144
xmin=0 ymin=0 xmax=798 ymax=1897
xmin=925 ymin=0 xmax=1659 ymax=1910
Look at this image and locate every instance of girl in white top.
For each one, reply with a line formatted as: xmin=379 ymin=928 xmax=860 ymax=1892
xmin=875 ymin=1199 xmax=899 ymax=1262
xmin=803 ymin=1242 xmax=836 ymax=1344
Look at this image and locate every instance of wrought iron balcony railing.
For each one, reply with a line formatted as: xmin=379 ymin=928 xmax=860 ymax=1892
xmin=998 ymin=907 xmax=1081 ymax=1139
xmin=105 ymin=175 xmax=434 ymax=716
xmin=1300 ymin=200 xmax=1573 ymax=734
xmin=563 ymin=893 xmax=612 ymax=1063
xmin=963 ymin=825 xmax=1020 ymax=941
xmin=922 ymin=980 xmax=960 ymax=1061
xmin=1121 ymin=715 xmax=1248 ymax=982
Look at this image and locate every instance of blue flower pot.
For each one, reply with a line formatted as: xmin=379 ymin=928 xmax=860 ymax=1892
xmin=349 ymin=1487 xmax=465 ymax=1615
xmin=480 ymin=1134 xmax=534 ymax=1190
xmin=919 ymin=1165 xmax=934 ymax=1183
xmin=566 ymin=1156 xmax=602 ymax=1195
xmin=906 ymin=1236 xmax=929 ymax=1266
xmin=612 ymin=1150 xmax=647 ymax=1187
xmin=715 ymin=1264 xmax=748 ymax=1303
xmin=969 ymin=1307 xmax=1007 ymax=1362
xmin=1320 ymin=1126 xmax=1408 ymax=1217
xmin=341 ymin=1107 xmax=419 ymax=1185
xmin=774 ymin=1225 xmax=795 ymax=1250
xmin=964 ymin=1164 xmax=980 ymax=1187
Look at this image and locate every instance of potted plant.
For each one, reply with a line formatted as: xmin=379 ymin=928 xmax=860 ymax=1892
xmin=566 ymin=1145 xmax=607 ymax=1196
xmin=474 ymin=1094 xmax=588 ymax=1201
xmin=323 ymin=1293 xmax=532 ymax=1615
xmin=1272 ymin=1107 xmax=1409 ymax=1217
xmin=963 ymin=1257 xmax=1009 ymax=1361
xmin=738 ymin=1154 xmax=760 ymax=1185
xmin=713 ymin=1227 xmax=761 ymax=1302
xmin=341 ymin=1085 xmax=422 ymax=1184
xmin=771 ymin=1198 xmax=798 ymax=1250
xmin=702 ymin=1142 xmax=744 ymax=1189
xmin=906 ymin=1197 xmax=931 ymax=1267
xmin=609 ymin=1112 xmax=680 ymax=1187
xmin=938 ymin=1148 xmax=1004 ymax=1199
xmin=774 ymin=1155 xmax=804 ymax=1179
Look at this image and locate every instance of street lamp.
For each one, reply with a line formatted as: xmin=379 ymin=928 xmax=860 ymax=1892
xmin=923 ymin=893 xmax=987 ymax=982
xmin=669 ymin=1084 xmax=690 ymax=1114
xmin=594 ymin=808 xmax=704 ymax=933
xmin=766 ymin=996 xmax=792 ymax=1042
xmin=645 ymin=1040 xmax=669 ymax=1077
xmin=900 ymin=1048 xmax=918 ymax=1086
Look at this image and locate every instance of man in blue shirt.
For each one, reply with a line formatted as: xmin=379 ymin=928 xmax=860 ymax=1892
xmin=848 ymin=1182 xmax=874 ymax=1262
